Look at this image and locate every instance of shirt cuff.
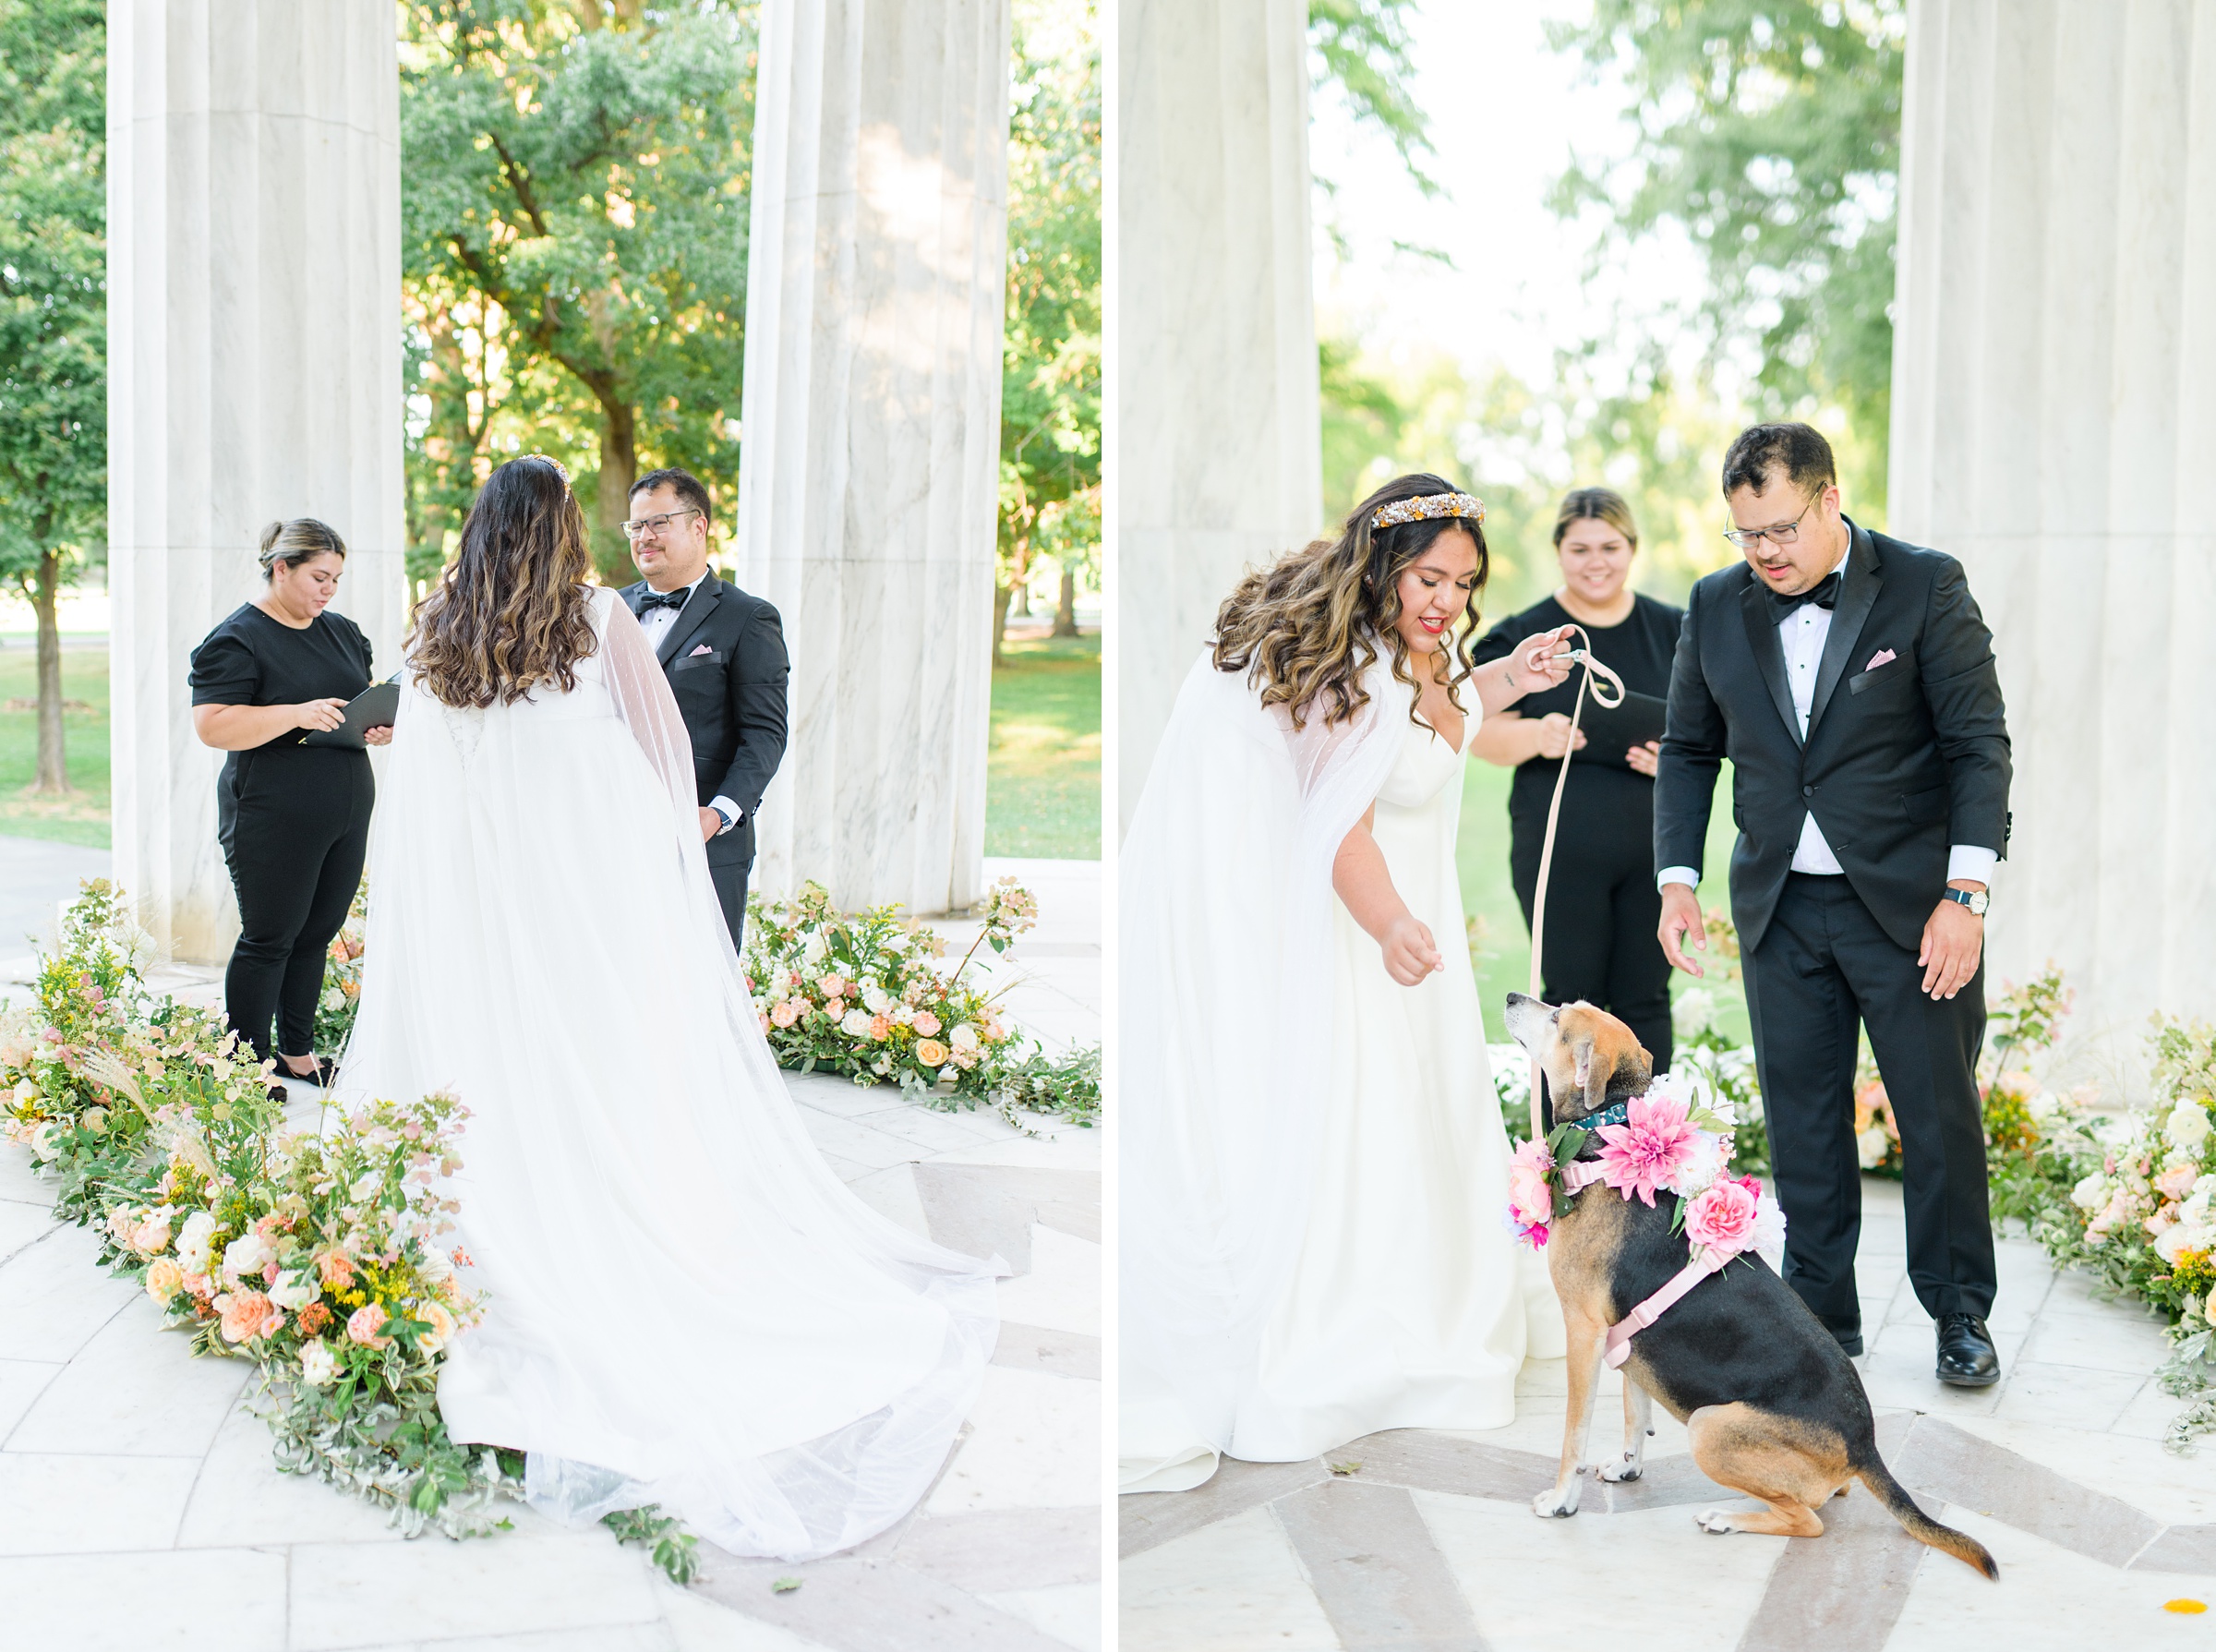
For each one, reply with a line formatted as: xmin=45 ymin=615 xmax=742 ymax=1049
xmin=1656 ymin=865 xmax=1700 ymax=892
xmin=1946 ymin=846 xmax=1997 ymax=886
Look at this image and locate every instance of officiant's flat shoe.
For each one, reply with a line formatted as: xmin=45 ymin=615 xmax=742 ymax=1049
xmin=1934 ymin=1311 xmax=2000 ymax=1386
xmin=278 ymin=1057 xmax=339 ymax=1090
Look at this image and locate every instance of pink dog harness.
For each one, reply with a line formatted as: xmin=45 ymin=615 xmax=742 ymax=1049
xmin=1557 ymin=1159 xmax=1726 ymax=1369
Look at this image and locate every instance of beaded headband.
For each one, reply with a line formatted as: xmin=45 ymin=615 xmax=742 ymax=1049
xmin=1371 ymin=491 xmax=1486 ymax=531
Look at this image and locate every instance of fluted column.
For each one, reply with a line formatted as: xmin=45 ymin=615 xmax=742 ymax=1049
xmin=1889 ymin=0 xmax=2216 ymax=1028
xmin=1113 ymin=0 xmax=1321 ymax=833
xmin=107 ymin=0 xmax=403 ymax=962
xmin=733 ymin=0 xmax=1011 ymax=915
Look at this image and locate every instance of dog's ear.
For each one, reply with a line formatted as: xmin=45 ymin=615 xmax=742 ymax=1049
xmin=1567 ymin=1020 xmax=1611 ymax=1116
xmin=1609 ymin=1043 xmax=1655 ymax=1103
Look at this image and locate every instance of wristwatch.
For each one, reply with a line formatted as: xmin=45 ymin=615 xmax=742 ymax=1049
xmin=1941 ymin=887 xmax=1990 ymax=917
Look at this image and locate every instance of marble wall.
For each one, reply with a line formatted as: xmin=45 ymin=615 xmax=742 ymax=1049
xmin=1113 ymin=0 xmax=1323 ymax=833
xmin=1889 ymin=0 xmax=2216 ymax=1029
xmin=732 ymin=0 xmax=1012 ymax=916
xmin=107 ymin=0 xmax=404 ymax=963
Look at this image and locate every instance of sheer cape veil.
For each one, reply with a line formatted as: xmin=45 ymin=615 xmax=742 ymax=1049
xmin=338 ymin=588 xmax=1001 ymax=1560
xmin=1119 ymin=646 xmax=1406 ymax=1480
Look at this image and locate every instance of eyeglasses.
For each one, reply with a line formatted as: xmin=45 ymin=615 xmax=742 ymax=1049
xmin=1722 ymin=492 xmax=1820 ymax=551
xmin=621 ymin=508 xmax=702 ymax=541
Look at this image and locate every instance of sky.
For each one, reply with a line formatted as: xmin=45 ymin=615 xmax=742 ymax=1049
xmin=1309 ymin=0 xmax=1714 ymax=397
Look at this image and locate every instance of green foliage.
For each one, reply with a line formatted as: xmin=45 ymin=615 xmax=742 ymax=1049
xmin=601 ymin=1503 xmax=699 ymax=1585
xmin=999 ymin=0 xmax=1102 ymax=615
xmin=398 ymin=1 xmax=756 ymax=585
xmin=1307 ymin=0 xmax=1437 ymax=198
xmin=1547 ymin=0 xmax=1905 ymax=505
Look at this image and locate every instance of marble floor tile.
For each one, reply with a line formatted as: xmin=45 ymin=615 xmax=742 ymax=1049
xmin=659 ymin=1586 xmax=839 ymax=1651
xmin=0 ymin=1451 xmax=201 ymax=1555
xmin=926 ymin=1366 xmax=1099 ymax=1515
xmin=1415 ymin=1488 xmax=1785 ymax=1652
xmin=1988 ymin=1361 xmax=2150 ymax=1432
xmin=926 ymin=1130 xmax=1102 ymax=1174
xmin=0 ymin=1145 xmax=49 ymax=1201
xmin=337 ymin=1630 xmax=678 ymax=1652
xmin=2017 ymin=1303 xmax=2174 ymax=1373
xmin=1119 ymin=1503 xmax=1341 ymax=1652
xmin=0 ymin=1356 xmax=61 ymax=1438
xmin=6 ymin=1295 xmax=251 ymax=1456
xmin=1885 ymin=1505 xmax=2214 ymax=1652
xmin=1939 ymin=1415 xmax=2216 ymax=1526
xmin=287 ymin=1520 xmax=664 ymax=1650
xmin=2111 ymin=1377 xmax=2198 ymax=1443
xmin=0 ymin=1546 xmax=288 ymax=1651
xmin=839 ymin=1163 xmax=928 ymax=1238
xmin=0 ymin=1193 xmax=53 ymax=1266
xmin=0 ymin=1224 xmax=138 ymax=1366
xmin=178 ymin=1399 xmax=412 ymax=1549
xmin=837 ymin=1102 xmax=1016 ymax=1158
xmin=994 ymin=1224 xmax=1100 ymax=1335
xmin=786 ymin=1109 xmax=928 ymax=1173
xmin=977 ymin=1582 xmax=1102 ymax=1652
xmin=893 ymin=1504 xmax=1100 ymax=1594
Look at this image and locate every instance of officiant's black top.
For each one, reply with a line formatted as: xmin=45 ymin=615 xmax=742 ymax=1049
xmin=1471 ymin=591 xmax=1683 ymax=836
xmin=189 ymin=603 xmax=375 ymax=845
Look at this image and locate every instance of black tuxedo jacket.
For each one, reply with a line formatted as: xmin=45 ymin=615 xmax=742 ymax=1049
xmin=620 ymin=574 xmax=789 ymax=870
xmin=1653 ymin=520 xmax=2011 ymax=954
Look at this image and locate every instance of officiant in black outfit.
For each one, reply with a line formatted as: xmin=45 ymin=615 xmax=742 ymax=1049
xmin=618 ymin=467 xmax=789 ymax=947
xmin=1654 ymin=423 xmax=2011 ymax=1388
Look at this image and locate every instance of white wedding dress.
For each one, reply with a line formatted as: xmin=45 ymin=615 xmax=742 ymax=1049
xmin=1120 ymin=650 xmax=1560 ymax=1493
xmin=339 ymin=586 xmax=999 ymax=1560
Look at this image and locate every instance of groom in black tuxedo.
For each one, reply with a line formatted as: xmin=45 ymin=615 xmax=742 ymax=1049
xmin=1654 ymin=424 xmax=2011 ymax=1386
xmin=619 ymin=467 xmax=789 ymax=947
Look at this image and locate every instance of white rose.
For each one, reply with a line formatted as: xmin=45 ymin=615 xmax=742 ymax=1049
xmin=321 ymin=989 xmax=343 ymax=1012
xmin=11 ymin=1078 xmax=33 ymax=1104
xmin=801 ymin=932 xmax=827 ymax=965
xmin=175 ymin=1211 xmax=217 ymax=1274
xmin=2070 ymin=1172 xmax=2111 ymax=1212
xmin=416 ymin=1246 xmax=453 ymax=1288
xmin=223 ymin=1230 xmax=276 ymax=1283
xmin=1671 ymin=988 xmax=1716 ymax=1040
xmin=297 ymin=1340 xmax=340 ymax=1388
xmin=862 ymin=984 xmax=891 ymax=1015
xmin=267 ymin=1269 xmax=319 ymax=1311
xmin=29 ymin=1121 xmax=60 ymax=1163
xmin=2166 ymin=1101 xmax=2211 ymax=1151
xmin=950 ymin=1024 xmax=980 ymax=1054
xmin=839 ymin=1008 xmax=873 ymax=1039
xmin=1856 ymin=1127 xmax=1891 ymax=1170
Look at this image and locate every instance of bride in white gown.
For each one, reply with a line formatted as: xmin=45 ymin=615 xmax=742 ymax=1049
xmin=1121 ymin=476 xmax=1573 ymax=1492
xmin=338 ymin=457 xmax=999 ymax=1559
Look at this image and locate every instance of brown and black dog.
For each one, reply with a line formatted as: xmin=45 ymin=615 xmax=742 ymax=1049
xmin=1504 ymin=992 xmax=1997 ymax=1579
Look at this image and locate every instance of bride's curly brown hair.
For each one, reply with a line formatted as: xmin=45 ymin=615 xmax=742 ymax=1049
xmin=1212 ymin=472 xmax=1490 ymax=730
xmin=408 ymin=457 xmax=599 ymax=708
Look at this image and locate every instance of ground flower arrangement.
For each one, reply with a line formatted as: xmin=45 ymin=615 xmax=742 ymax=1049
xmin=312 ymin=879 xmax=368 ymax=1058
xmin=743 ymin=875 xmax=1100 ymax=1129
xmin=1 ymin=883 xmax=696 ymax=1581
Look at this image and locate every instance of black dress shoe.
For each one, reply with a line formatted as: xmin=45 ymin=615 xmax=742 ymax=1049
xmin=1934 ymin=1311 xmax=2001 ymax=1386
xmin=1828 ymin=1326 xmax=1864 ymax=1357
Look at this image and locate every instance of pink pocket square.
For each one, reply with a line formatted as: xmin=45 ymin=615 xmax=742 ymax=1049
xmin=1865 ymin=648 xmax=1897 ymax=671
xmin=689 ymin=644 xmax=713 ymax=657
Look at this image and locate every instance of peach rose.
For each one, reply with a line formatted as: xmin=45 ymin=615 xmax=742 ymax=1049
xmin=416 ymin=1301 xmax=458 ymax=1357
xmin=771 ymin=1001 xmax=801 ymax=1029
xmin=317 ymin=1249 xmax=356 ymax=1291
xmin=912 ymin=1010 xmax=942 ymax=1037
xmin=916 ymin=1039 xmax=950 ymax=1068
xmin=218 ymin=1289 xmax=283 ymax=1344
xmin=346 ymin=1303 xmax=392 ymax=1349
xmin=130 ymin=1212 xmax=175 ymax=1257
xmin=144 ymin=1257 xmax=185 ymax=1306
xmin=2156 ymin=1163 xmax=2200 ymax=1201
xmin=817 ymin=973 xmax=847 ymax=999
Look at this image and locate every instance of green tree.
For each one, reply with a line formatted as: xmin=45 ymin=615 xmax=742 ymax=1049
xmin=399 ymin=0 xmax=755 ymax=585
xmin=0 ymin=0 xmax=102 ymax=796
xmin=996 ymin=0 xmax=1101 ymax=658
xmin=1548 ymin=0 xmax=1905 ymax=505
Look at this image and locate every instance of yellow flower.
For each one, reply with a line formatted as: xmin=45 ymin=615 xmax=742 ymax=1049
xmin=916 ymin=1040 xmax=950 ymax=1068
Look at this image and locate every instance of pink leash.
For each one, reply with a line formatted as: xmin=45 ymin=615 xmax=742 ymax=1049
xmin=1554 ymin=1161 xmax=1719 ymax=1368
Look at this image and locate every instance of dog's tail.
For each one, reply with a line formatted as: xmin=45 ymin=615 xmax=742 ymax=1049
xmin=1855 ymin=1455 xmax=1998 ymax=1579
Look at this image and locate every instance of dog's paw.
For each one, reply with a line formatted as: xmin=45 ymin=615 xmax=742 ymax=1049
xmin=1532 ymin=1480 xmax=1584 ymax=1519
xmin=1695 ymin=1508 xmax=1740 ymax=1535
xmin=1598 ymin=1454 xmax=1643 ymax=1484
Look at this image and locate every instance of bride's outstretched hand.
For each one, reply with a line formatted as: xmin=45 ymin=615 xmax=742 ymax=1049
xmin=1381 ymin=915 xmax=1444 ymax=986
xmin=1510 ymin=625 xmax=1578 ymax=695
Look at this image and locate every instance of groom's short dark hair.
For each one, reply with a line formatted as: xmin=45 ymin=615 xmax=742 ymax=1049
xmin=631 ymin=466 xmax=713 ymax=525
xmin=1720 ymin=423 xmax=1836 ymax=500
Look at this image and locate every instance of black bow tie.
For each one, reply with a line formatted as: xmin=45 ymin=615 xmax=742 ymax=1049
xmin=639 ymin=588 xmax=689 ymax=614
xmin=1768 ymin=571 xmax=1842 ymax=621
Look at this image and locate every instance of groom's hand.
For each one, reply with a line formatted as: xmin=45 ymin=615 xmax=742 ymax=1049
xmin=698 ymin=806 xmax=723 ymax=843
xmin=1658 ymin=882 xmax=1705 ymax=977
xmin=1918 ymin=884 xmax=1985 ymax=1000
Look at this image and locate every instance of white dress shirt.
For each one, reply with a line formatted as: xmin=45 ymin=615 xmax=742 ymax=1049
xmin=637 ymin=573 xmax=741 ymax=836
xmin=1657 ymin=540 xmax=1997 ymax=893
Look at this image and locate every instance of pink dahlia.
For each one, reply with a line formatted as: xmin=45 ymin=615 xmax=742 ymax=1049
xmin=1595 ymin=1093 xmax=1700 ymax=1207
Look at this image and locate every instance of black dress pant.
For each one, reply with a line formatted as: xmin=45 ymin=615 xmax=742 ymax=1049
xmin=1741 ymin=873 xmax=1994 ymax=1349
xmin=1511 ymin=809 xmax=1674 ymax=1075
xmin=221 ymin=752 xmax=374 ymax=1063
xmin=707 ymin=857 xmax=750 ymax=952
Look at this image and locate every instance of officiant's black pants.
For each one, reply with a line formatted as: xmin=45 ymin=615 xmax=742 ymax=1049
xmin=1741 ymin=874 xmax=1995 ymax=1352
xmin=220 ymin=750 xmax=374 ymax=1064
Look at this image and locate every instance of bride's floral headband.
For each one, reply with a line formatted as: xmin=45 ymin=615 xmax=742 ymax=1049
xmin=1371 ymin=490 xmax=1487 ymax=531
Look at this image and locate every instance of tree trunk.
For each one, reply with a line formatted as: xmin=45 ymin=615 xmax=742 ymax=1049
xmin=1009 ymin=579 xmax=1030 ymax=618
xmin=1054 ymin=565 xmax=1078 ymax=636
xmin=992 ymin=581 xmax=1012 ymax=668
xmin=30 ymin=549 xmax=70 ymax=795
xmin=596 ymin=399 xmax=639 ymax=583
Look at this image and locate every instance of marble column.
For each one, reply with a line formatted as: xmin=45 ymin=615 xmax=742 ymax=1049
xmin=1889 ymin=0 xmax=2216 ymax=1029
xmin=732 ymin=0 xmax=1011 ymax=916
xmin=1113 ymin=0 xmax=1322 ymax=833
xmin=107 ymin=0 xmax=404 ymax=963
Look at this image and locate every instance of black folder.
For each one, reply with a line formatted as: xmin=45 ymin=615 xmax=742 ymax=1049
xmin=299 ymin=681 xmax=400 ymax=749
xmin=1569 ymin=688 xmax=1668 ymax=770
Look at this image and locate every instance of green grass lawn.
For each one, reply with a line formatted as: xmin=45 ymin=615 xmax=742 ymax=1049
xmin=1457 ymin=750 xmax=1751 ymax=1043
xmin=988 ymin=631 xmax=1101 ymax=859
xmin=0 ymin=645 xmax=110 ymax=848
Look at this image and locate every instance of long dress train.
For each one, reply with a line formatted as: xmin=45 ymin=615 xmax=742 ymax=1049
xmin=339 ymin=586 xmax=1000 ymax=1560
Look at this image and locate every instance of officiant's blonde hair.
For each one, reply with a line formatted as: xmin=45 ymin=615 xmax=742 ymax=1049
xmin=409 ymin=457 xmax=599 ymax=709
xmin=1211 ymin=472 xmax=1489 ymax=731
